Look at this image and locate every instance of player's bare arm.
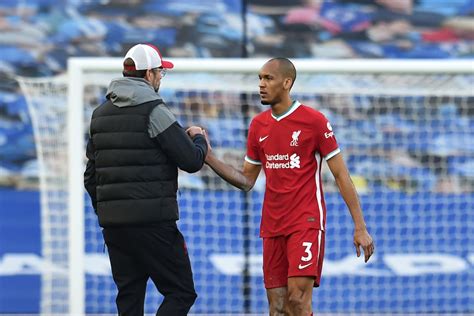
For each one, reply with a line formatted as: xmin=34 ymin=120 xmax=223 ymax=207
xmin=205 ymin=153 xmax=261 ymax=192
xmin=327 ymin=153 xmax=375 ymax=263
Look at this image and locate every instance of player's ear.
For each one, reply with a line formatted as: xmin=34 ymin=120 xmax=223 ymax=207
xmin=283 ymin=78 xmax=293 ymax=90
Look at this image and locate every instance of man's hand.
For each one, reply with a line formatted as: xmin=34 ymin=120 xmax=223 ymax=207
xmin=354 ymin=228 xmax=374 ymax=263
xmin=186 ymin=126 xmax=212 ymax=159
xmin=186 ymin=126 xmax=204 ymax=138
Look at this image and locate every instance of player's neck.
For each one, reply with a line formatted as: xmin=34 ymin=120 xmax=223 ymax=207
xmin=271 ymin=97 xmax=293 ymax=116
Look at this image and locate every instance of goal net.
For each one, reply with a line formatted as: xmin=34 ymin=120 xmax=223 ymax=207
xmin=17 ymin=59 xmax=473 ymax=315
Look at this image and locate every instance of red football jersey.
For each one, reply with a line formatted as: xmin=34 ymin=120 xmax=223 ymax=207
xmin=245 ymin=101 xmax=340 ymax=237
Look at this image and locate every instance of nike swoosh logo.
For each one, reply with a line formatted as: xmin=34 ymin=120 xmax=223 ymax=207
xmin=259 ymin=135 xmax=269 ymax=142
xmin=298 ymin=262 xmax=313 ymax=270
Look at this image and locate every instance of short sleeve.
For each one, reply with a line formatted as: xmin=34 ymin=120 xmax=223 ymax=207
xmin=317 ymin=115 xmax=340 ymax=161
xmin=245 ymin=119 xmax=262 ymax=165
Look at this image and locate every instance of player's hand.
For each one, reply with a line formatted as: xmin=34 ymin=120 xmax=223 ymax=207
xmin=354 ymin=228 xmax=374 ymax=263
xmin=202 ymin=129 xmax=213 ymax=157
xmin=186 ymin=126 xmax=204 ymax=138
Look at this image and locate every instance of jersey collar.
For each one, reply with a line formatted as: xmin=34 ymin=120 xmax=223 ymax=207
xmin=271 ymin=100 xmax=301 ymax=121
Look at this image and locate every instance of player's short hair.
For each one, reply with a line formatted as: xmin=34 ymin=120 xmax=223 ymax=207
xmin=123 ymin=58 xmax=148 ymax=78
xmin=269 ymin=57 xmax=297 ymax=89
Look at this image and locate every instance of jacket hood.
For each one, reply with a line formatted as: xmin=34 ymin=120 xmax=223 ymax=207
xmin=106 ymin=77 xmax=159 ymax=107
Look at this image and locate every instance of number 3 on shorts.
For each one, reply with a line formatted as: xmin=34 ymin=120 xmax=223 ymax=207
xmin=301 ymin=242 xmax=313 ymax=262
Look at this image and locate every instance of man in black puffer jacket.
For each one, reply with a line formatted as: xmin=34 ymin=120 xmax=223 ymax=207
xmin=84 ymin=43 xmax=208 ymax=315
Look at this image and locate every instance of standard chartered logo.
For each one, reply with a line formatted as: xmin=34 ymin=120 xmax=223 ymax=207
xmin=290 ymin=153 xmax=300 ymax=168
xmin=265 ymin=153 xmax=301 ymax=169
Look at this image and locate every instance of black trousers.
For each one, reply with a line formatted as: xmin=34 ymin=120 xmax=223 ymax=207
xmin=102 ymin=221 xmax=197 ymax=316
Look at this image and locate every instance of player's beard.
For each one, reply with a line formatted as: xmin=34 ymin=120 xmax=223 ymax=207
xmin=260 ymin=96 xmax=275 ymax=106
xmin=261 ymin=95 xmax=279 ymax=106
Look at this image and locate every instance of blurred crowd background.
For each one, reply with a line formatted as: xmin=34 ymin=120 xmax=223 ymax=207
xmin=0 ymin=0 xmax=473 ymax=193
xmin=0 ymin=1 xmax=473 ymax=312
xmin=0 ymin=0 xmax=473 ymax=78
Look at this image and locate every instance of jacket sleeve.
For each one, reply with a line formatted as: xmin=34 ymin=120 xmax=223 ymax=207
xmin=148 ymin=102 xmax=208 ymax=173
xmin=155 ymin=122 xmax=208 ymax=173
xmin=84 ymin=138 xmax=98 ymax=212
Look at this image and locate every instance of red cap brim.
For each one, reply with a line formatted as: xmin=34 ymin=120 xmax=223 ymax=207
xmin=161 ymin=60 xmax=174 ymax=69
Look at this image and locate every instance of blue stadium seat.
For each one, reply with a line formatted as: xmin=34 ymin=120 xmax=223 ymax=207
xmin=0 ymin=46 xmax=37 ymax=69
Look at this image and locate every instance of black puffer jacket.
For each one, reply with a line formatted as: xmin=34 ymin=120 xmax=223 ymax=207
xmin=84 ymin=77 xmax=207 ymax=227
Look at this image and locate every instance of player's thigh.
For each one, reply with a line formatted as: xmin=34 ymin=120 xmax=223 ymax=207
xmin=287 ymin=276 xmax=315 ymax=301
xmin=263 ymin=235 xmax=289 ymax=289
xmin=287 ymin=229 xmax=325 ymax=286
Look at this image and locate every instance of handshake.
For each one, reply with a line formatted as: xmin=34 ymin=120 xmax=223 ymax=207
xmin=186 ymin=125 xmax=212 ymax=155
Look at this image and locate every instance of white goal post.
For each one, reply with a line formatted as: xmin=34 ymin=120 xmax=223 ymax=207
xmin=18 ymin=58 xmax=474 ymax=315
